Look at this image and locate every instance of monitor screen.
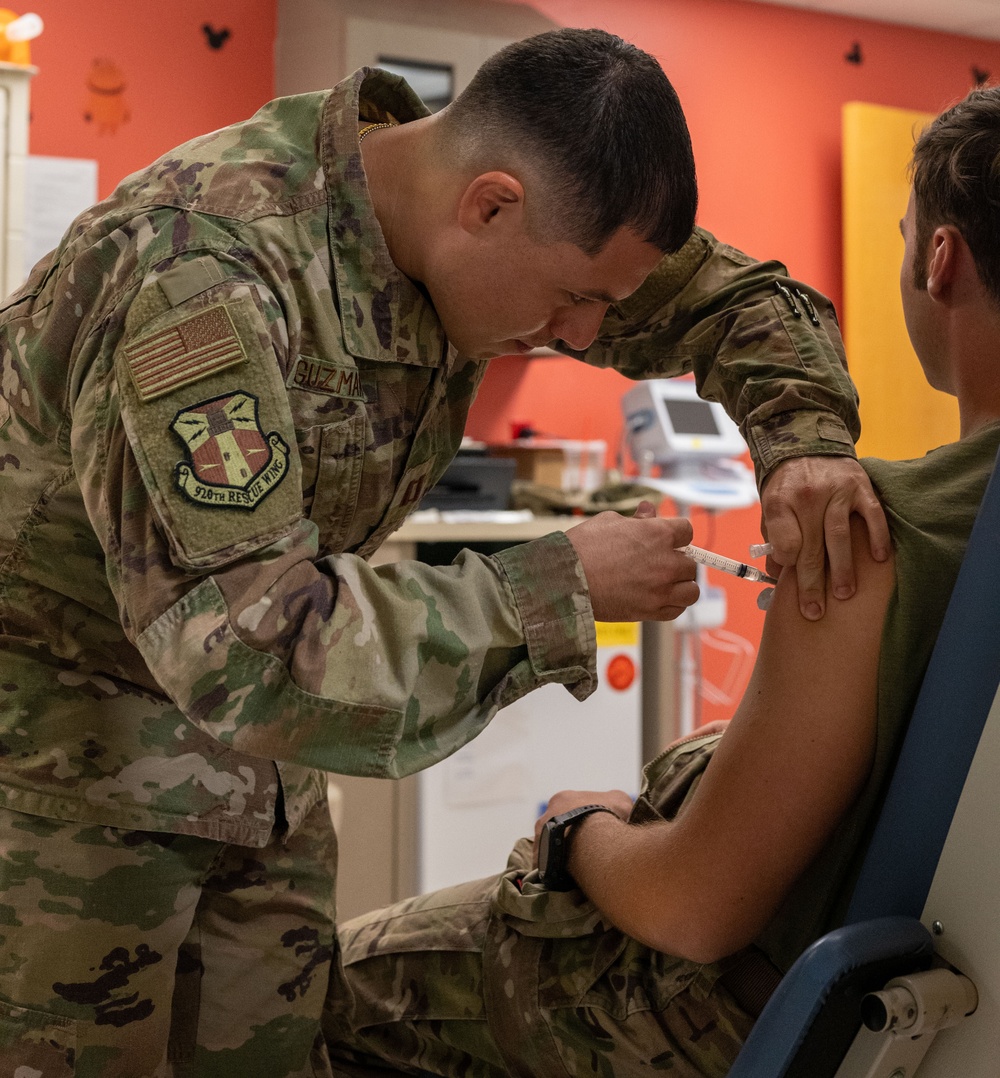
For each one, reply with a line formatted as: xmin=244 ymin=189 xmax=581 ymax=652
xmin=664 ymin=398 xmax=721 ymax=436
xmin=377 ymin=57 xmax=454 ymax=112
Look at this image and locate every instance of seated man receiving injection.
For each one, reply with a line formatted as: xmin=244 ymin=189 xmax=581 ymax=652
xmin=325 ymin=87 xmax=1000 ymax=1078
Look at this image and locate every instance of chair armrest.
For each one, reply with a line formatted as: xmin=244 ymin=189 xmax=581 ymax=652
xmin=728 ymin=917 xmax=934 ymax=1078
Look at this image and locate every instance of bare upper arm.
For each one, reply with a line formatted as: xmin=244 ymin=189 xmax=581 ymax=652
xmin=639 ymin=513 xmax=896 ymax=957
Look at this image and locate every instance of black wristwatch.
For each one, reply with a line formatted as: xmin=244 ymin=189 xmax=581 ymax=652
xmin=537 ymin=804 xmax=619 ymax=891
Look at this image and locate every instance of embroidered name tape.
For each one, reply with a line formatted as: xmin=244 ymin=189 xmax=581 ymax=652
xmin=289 ymin=356 xmax=366 ymax=400
xmin=125 ymin=304 xmax=247 ymax=402
xmin=171 ymin=391 xmax=289 ymax=511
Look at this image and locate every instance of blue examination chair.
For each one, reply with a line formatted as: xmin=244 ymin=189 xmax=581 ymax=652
xmin=728 ymin=447 xmax=1000 ymax=1077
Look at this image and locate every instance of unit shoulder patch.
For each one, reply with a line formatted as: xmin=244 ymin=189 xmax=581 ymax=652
xmin=171 ymin=391 xmax=289 ymax=511
xmin=124 ymin=304 xmax=246 ymax=402
xmin=116 ymin=289 xmax=302 ymax=571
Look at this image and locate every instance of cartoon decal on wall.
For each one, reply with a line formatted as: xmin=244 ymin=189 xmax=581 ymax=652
xmin=84 ymin=58 xmax=130 ymax=135
xmin=972 ymin=66 xmax=991 ymax=87
xmin=202 ymin=24 xmax=231 ymax=50
xmin=845 ymin=42 xmax=863 ymax=65
xmin=0 ymin=10 xmax=42 ymax=65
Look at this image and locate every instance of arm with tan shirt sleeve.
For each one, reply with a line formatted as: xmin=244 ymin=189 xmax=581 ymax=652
xmin=536 ymin=516 xmax=894 ymax=964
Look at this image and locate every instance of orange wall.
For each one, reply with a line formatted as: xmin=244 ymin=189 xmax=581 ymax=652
xmin=465 ymin=0 xmax=1000 ymax=725
xmin=24 ymin=0 xmax=276 ymax=200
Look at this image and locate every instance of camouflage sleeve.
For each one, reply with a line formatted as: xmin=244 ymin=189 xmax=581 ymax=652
xmin=568 ymin=226 xmax=860 ymax=487
xmin=136 ymin=529 xmax=595 ymax=779
xmin=78 ymin=254 xmax=596 ymax=780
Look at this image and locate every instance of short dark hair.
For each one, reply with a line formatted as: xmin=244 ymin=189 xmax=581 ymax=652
xmin=911 ymin=86 xmax=1000 ymax=305
xmin=440 ymin=28 xmax=697 ymax=255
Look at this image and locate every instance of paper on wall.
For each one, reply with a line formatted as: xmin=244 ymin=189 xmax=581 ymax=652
xmin=24 ymin=155 xmax=98 ymax=277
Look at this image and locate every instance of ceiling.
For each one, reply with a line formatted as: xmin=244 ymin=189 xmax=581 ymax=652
xmin=744 ymin=0 xmax=1000 ymax=41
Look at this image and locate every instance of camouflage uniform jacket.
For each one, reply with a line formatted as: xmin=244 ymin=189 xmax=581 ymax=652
xmin=0 ymin=69 xmax=859 ymax=847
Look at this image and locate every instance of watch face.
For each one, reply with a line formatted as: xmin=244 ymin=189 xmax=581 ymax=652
xmin=538 ymin=815 xmax=575 ymax=890
xmin=538 ymin=805 xmax=616 ymax=891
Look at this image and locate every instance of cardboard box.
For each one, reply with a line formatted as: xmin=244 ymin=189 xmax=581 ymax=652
xmin=491 ymin=439 xmax=606 ymax=492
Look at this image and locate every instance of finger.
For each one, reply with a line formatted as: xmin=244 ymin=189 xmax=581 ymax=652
xmin=658 ymin=579 xmax=701 ymax=619
xmin=795 ymin=532 xmax=827 ymax=621
xmin=665 ymin=515 xmax=693 ymax=548
xmin=633 ymin=500 xmax=657 ymax=519
xmin=824 ymin=502 xmax=856 ymax=601
xmin=763 ymin=477 xmax=827 ymax=617
xmin=669 ymin=548 xmax=698 ymax=581
xmin=856 ymin=490 xmax=892 ymax=562
xmin=760 ymin=503 xmax=803 ymax=568
xmin=758 ymin=514 xmax=782 ymax=577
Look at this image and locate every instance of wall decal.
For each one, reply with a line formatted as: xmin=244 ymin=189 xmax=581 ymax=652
xmin=972 ymin=65 xmax=991 ymax=87
xmin=84 ymin=58 xmax=130 ymax=134
xmin=0 ymin=9 xmax=42 ymax=65
xmin=845 ymin=42 xmax=863 ymax=65
xmin=202 ymin=24 xmax=231 ymax=50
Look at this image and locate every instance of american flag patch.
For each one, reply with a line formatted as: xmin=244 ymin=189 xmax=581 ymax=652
xmin=125 ymin=304 xmax=247 ymax=402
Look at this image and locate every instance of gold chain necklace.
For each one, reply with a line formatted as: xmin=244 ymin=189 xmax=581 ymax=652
xmin=358 ymin=121 xmax=395 ymax=143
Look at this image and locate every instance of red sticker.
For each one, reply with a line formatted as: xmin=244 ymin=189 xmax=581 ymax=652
xmin=606 ymin=654 xmax=636 ymax=691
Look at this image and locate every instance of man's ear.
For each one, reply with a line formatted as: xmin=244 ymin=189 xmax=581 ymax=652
xmin=926 ymin=225 xmax=962 ymax=301
xmin=456 ymin=171 xmax=525 ymax=236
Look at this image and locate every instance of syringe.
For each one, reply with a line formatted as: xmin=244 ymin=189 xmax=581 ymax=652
xmin=679 ymin=544 xmax=778 ymax=585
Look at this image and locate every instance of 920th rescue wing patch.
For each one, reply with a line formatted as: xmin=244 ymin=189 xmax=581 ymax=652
xmin=171 ymin=391 xmax=289 ymax=510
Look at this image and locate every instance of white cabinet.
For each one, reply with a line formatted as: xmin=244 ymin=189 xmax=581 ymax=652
xmin=0 ymin=61 xmax=34 ymax=299
xmin=275 ymin=0 xmax=556 ymax=100
xmin=415 ymin=621 xmax=643 ymax=895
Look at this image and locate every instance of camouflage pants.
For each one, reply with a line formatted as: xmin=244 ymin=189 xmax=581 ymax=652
xmin=327 ymin=734 xmax=756 ymax=1078
xmin=0 ymin=798 xmax=340 ymax=1078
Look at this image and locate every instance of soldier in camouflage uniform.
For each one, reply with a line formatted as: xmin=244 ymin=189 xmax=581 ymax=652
xmin=0 ymin=27 xmax=885 ymax=1077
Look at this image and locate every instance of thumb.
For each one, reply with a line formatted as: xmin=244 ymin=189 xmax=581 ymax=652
xmin=633 ymin=500 xmax=657 ymax=519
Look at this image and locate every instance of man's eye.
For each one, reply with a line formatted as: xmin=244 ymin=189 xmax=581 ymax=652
xmin=569 ymin=293 xmax=588 ymax=306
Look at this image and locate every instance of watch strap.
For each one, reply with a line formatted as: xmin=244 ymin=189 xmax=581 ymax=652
xmin=538 ymin=803 xmax=619 ymax=891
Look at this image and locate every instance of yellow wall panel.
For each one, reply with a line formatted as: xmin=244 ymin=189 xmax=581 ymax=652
xmin=843 ymin=101 xmax=960 ymax=460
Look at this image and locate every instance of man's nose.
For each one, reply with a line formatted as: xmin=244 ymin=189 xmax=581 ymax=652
xmin=550 ymin=303 xmax=609 ymax=352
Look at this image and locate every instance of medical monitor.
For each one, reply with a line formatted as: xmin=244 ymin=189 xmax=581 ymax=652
xmin=622 ymin=379 xmax=748 ymax=464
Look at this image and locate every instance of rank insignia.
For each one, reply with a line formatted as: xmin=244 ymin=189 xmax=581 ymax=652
xmin=171 ymin=392 xmax=289 ymax=510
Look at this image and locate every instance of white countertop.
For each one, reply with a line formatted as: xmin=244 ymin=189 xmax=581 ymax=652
xmin=387 ymin=511 xmax=575 ymax=544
